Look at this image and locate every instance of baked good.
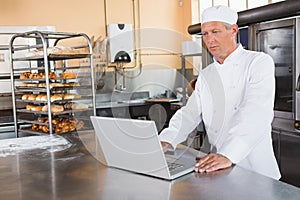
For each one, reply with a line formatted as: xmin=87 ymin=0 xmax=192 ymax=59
xmin=49 ymin=72 xmax=58 ymax=80
xmin=20 ymin=72 xmax=31 ymax=79
xmin=27 ymin=94 xmax=37 ymax=101
xmin=42 ymin=126 xmax=49 ymax=133
xmin=61 ymin=71 xmax=77 ymax=79
xmin=63 ymin=94 xmax=75 ymax=100
xmin=51 ymin=94 xmax=63 ymax=102
xmin=35 ymin=94 xmax=44 ymax=101
xmin=21 ymin=94 xmax=29 ymax=100
xmin=64 ymin=82 xmax=80 ymax=87
xmin=20 ymin=83 xmax=28 ymax=87
xmin=26 ymin=104 xmax=35 ymax=110
xmin=63 ymin=102 xmax=73 ymax=110
xmin=26 ymin=83 xmax=37 ymax=87
xmin=38 ymin=83 xmax=46 ymax=88
xmin=32 ymin=124 xmax=39 ymax=131
xmin=42 ymin=104 xmax=64 ymax=113
xmin=31 ymin=105 xmax=43 ymax=111
xmin=40 ymin=95 xmax=48 ymax=101
xmin=50 ymin=83 xmax=64 ymax=88
xmin=63 ymin=94 xmax=81 ymax=100
xmin=29 ymin=72 xmax=42 ymax=79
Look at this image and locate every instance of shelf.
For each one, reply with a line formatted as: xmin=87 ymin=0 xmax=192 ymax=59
xmin=13 ymin=54 xmax=91 ymax=61
xmin=18 ymin=126 xmax=93 ymax=135
xmin=15 ymin=85 xmax=91 ymax=92
xmin=13 ymin=65 xmax=94 ymax=72
xmin=16 ymin=96 xmax=92 ymax=104
xmin=17 ymin=108 xmax=93 ymax=116
xmin=10 ymin=31 xmax=96 ymax=136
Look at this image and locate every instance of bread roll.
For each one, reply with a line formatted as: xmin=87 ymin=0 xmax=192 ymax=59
xmin=51 ymin=94 xmax=63 ymax=102
xmin=26 ymin=83 xmax=37 ymax=87
xmin=49 ymin=72 xmax=58 ymax=80
xmin=22 ymin=94 xmax=29 ymax=100
xmin=50 ymin=83 xmax=64 ymax=88
xmin=31 ymin=105 xmax=43 ymax=111
xmin=61 ymin=72 xmax=77 ymax=79
xmin=20 ymin=72 xmax=31 ymax=79
xmin=26 ymin=104 xmax=35 ymax=110
xmin=20 ymin=83 xmax=27 ymax=87
xmin=65 ymin=82 xmax=80 ymax=87
xmin=32 ymin=124 xmax=39 ymax=131
xmin=42 ymin=126 xmax=49 ymax=133
xmin=42 ymin=104 xmax=64 ymax=113
xmin=38 ymin=83 xmax=46 ymax=88
xmin=63 ymin=94 xmax=75 ymax=100
xmin=63 ymin=94 xmax=81 ymax=100
xmin=27 ymin=94 xmax=37 ymax=101
xmin=40 ymin=95 xmax=48 ymax=101
xmin=35 ymin=94 xmax=44 ymax=101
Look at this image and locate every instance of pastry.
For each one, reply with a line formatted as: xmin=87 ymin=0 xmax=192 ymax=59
xmin=50 ymin=83 xmax=64 ymax=88
xmin=20 ymin=83 xmax=28 ymax=87
xmin=27 ymin=94 xmax=37 ymax=101
xmin=61 ymin=71 xmax=77 ymax=79
xmin=49 ymin=72 xmax=58 ymax=80
xmin=31 ymin=105 xmax=43 ymax=111
xmin=51 ymin=94 xmax=63 ymax=102
xmin=32 ymin=124 xmax=39 ymax=131
xmin=38 ymin=83 xmax=46 ymax=88
xmin=26 ymin=83 xmax=37 ymax=87
xmin=20 ymin=72 xmax=31 ymax=79
xmin=63 ymin=94 xmax=81 ymax=100
xmin=42 ymin=104 xmax=64 ymax=113
xmin=21 ymin=94 xmax=29 ymax=100
xmin=42 ymin=126 xmax=49 ymax=133
xmin=40 ymin=95 xmax=48 ymax=101
xmin=26 ymin=104 xmax=35 ymax=110
xmin=63 ymin=102 xmax=73 ymax=110
xmin=35 ymin=94 xmax=44 ymax=101
xmin=64 ymin=82 xmax=80 ymax=87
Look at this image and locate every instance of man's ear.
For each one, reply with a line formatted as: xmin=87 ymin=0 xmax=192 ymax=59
xmin=231 ymin=24 xmax=239 ymax=36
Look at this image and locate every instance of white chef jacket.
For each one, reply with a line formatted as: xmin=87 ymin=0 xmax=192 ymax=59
xmin=159 ymin=44 xmax=281 ymax=180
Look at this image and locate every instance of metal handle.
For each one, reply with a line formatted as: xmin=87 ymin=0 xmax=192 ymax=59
xmin=296 ymin=73 xmax=300 ymax=91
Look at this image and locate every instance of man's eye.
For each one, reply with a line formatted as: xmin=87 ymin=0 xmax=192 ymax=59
xmin=212 ymin=31 xmax=220 ymax=34
xmin=202 ymin=32 xmax=208 ymax=36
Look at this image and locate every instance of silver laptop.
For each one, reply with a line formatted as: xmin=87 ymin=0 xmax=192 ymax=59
xmin=90 ymin=116 xmax=200 ymax=180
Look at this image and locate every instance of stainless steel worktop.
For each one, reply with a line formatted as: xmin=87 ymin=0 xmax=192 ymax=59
xmin=0 ymin=134 xmax=300 ymax=200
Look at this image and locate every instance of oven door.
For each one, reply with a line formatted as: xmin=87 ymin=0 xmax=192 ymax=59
xmin=250 ymin=18 xmax=298 ymax=120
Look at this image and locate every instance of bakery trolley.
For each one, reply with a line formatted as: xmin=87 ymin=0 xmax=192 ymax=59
xmin=9 ymin=31 xmax=96 ymax=137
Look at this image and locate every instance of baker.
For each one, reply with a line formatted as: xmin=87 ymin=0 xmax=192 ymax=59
xmin=159 ymin=5 xmax=281 ymax=179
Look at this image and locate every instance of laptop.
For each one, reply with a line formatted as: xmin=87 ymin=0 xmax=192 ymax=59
xmin=91 ymin=116 xmax=202 ymax=180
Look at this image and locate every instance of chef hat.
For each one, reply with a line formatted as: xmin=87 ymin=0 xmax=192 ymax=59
xmin=201 ymin=5 xmax=238 ymax=25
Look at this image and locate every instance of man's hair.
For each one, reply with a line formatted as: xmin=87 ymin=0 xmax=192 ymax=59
xmin=223 ymin=22 xmax=232 ymax=30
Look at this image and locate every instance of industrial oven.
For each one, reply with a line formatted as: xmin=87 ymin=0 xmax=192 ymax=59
xmin=248 ymin=17 xmax=300 ymax=128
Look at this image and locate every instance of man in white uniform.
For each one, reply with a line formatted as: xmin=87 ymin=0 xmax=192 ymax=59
xmin=159 ymin=5 xmax=281 ymax=180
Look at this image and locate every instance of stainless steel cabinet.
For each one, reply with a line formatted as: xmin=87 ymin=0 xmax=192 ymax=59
xmin=279 ymin=131 xmax=300 ymax=187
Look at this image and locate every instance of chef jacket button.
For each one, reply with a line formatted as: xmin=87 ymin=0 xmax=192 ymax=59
xmin=234 ymin=107 xmax=237 ymax=110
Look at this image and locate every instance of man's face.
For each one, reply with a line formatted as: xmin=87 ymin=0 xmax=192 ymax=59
xmin=201 ymin=22 xmax=238 ymax=63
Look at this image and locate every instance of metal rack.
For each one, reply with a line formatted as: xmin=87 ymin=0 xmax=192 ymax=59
xmin=9 ymin=31 xmax=96 ymax=137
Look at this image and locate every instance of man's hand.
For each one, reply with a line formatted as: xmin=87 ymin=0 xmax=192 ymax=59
xmin=161 ymin=142 xmax=170 ymax=153
xmin=194 ymin=153 xmax=232 ymax=173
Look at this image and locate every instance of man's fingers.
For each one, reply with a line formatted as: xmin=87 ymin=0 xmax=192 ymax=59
xmin=194 ymin=154 xmax=232 ymax=173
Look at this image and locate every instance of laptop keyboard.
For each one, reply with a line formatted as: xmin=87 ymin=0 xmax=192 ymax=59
xmin=167 ymin=162 xmax=184 ymax=172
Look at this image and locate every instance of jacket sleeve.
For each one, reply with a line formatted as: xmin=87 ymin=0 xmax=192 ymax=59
xmin=159 ymin=79 xmax=203 ymax=149
xmin=218 ymin=53 xmax=275 ymax=163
